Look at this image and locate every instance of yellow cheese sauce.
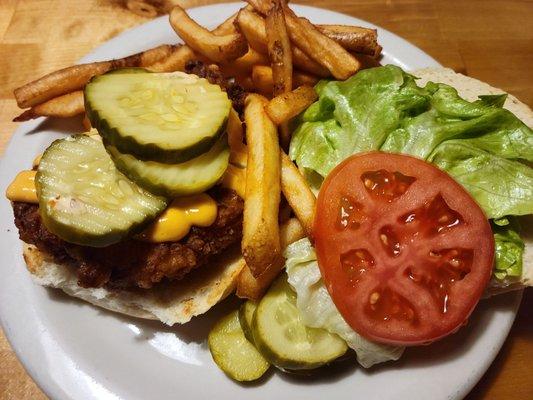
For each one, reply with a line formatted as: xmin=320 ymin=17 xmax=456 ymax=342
xmin=6 ymin=170 xmax=38 ymax=203
xmin=139 ymin=193 xmax=218 ymax=242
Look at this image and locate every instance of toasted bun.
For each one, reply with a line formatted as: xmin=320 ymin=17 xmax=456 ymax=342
xmin=414 ymin=67 xmax=533 ymax=294
xmin=23 ymin=243 xmax=245 ymax=325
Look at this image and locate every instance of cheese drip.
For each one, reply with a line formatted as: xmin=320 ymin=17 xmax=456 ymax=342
xmin=139 ymin=193 xmax=217 ymax=242
xmin=6 ymin=171 xmax=38 ymax=203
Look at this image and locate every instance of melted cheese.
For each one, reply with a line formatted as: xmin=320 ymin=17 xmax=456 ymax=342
xmin=140 ymin=193 xmax=217 ymax=242
xmin=221 ymin=164 xmax=246 ymax=198
xmin=6 ymin=170 xmax=38 ymax=203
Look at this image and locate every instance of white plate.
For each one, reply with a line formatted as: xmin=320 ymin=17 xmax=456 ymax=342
xmin=0 ymin=3 xmax=522 ymax=400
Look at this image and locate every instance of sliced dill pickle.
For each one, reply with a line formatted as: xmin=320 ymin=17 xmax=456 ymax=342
xmin=85 ymin=69 xmax=231 ymax=163
xmin=208 ymin=310 xmax=270 ymax=382
xmin=238 ymin=301 xmax=257 ymax=344
xmin=105 ymin=135 xmax=230 ymax=197
xmin=36 ymin=135 xmax=167 ymax=247
xmin=252 ymin=274 xmax=348 ymax=370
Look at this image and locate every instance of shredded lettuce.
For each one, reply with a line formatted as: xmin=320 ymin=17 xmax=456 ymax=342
xmin=285 ymin=238 xmax=404 ymax=368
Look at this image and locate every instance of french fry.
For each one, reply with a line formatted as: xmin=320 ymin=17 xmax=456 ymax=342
xmin=293 ymin=70 xmax=319 ymax=87
xmin=265 ymin=0 xmax=293 ymax=147
xmin=169 ymin=6 xmax=248 ymax=63
xmin=212 ymin=12 xmax=239 ymax=35
xmin=265 ymin=85 xmax=317 ymax=125
xmin=147 ymin=45 xmax=199 ymax=72
xmin=227 ymin=107 xmax=248 ymax=168
xmin=13 ymin=44 xmax=176 ymax=108
xmin=236 ymin=218 xmax=306 ymax=300
xmin=246 ymin=0 xmax=271 ymax=14
xmin=280 ymin=152 xmax=316 ymax=236
xmin=236 ymin=8 xmax=329 ymax=77
xmin=253 ymin=65 xmax=319 ymax=97
xmin=151 ymin=13 xmax=247 ymax=73
xmin=242 ymin=94 xmax=282 ymax=278
xmin=235 ymin=8 xmax=269 ymax=53
xmin=356 ymin=53 xmax=382 ymax=69
xmin=252 ymin=65 xmax=275 ymax=97
xmin=282 ymin=6 xmax=361 ymax=80
xmin=13 ymin=91 xmax=85 ymax=121
xmin=316 ymin=24 xmax=380 ymax=56
xmin=221 ymin=48 xmax=268 ymax=76
xmin=265 ymin=0 xmax=293 ymax=96
xmin=221 ymin=164 xmax=246 ymax=198
xmin=235 ymin=74 xmax=255 ymax=91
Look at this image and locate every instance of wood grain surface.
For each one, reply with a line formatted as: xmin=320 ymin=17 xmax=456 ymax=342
xmin=0 ymin=1 xmax=531 ymax=399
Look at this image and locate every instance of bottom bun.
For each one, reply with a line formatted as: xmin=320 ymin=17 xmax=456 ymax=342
xmin=23 ymin=243 xmax=245 ymax=325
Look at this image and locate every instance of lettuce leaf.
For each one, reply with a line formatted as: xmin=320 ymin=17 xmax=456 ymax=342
xmin=428 ymin=141 xmax=533 ymax=219
xmin=290 ymin=65 xmax=533 ymax=219
xmin=285 ymin=238 xmax=404 ymax=368
xmin=290 ymin=65 xmax=429 ymax=176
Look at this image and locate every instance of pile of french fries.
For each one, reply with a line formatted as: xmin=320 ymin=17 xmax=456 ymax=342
xmin=12 ymin=0 xmax=382 ymax=300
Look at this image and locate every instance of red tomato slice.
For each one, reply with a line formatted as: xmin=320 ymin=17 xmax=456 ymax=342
xmin=313 ymin=152 xmax=494 ymax=346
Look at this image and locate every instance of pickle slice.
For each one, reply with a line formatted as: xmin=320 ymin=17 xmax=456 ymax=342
xmin=238 ymin=301 xmax=258 ymax=344
xmin=105 ymin=135 xmax=230 ymax=197
xmin=85 ymin=69 xmax=231 ymax=163
xmin=208 ymin=310 xmax=270 ymax=382
xmin=36 ymin=135 xmax=167 ymax=247
xmin=252 ymin=274 xmax=348 ymax=370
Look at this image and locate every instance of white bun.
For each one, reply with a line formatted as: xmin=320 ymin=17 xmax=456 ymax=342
xmin=23 ymin=243 xmax=245 ymax=325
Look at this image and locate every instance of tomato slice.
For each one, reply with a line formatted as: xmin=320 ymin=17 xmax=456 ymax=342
xmin=313 ymin=152 xmax=494 ymax=346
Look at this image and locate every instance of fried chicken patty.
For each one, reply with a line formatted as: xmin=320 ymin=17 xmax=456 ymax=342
xmin=13 ymin=188 xmax=243 ymax=290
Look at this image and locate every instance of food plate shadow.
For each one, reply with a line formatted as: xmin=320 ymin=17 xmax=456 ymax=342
xmin=360 ymin=291 xmax=522 ymax=375
xmin=24 ymin=115 xmax=86 ymax=136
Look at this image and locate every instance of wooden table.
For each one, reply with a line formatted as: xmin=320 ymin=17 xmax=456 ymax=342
xmin=0 ymin=1 xmax=531 ymax=399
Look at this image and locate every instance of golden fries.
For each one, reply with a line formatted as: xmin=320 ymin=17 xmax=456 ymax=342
xmin=227 ymin=107 xmax=248 ymax=168
xmin=265 ymin=0 xmax=293 ymax=96
xmin=236 ymin=8 xmax=329 ymax=77
xmin=266 ymin=85 xmax=317 ymax=125
xmin=170 ymin=6 xmax=248 ymax=63
xmin=236 ymin=218 xmax=306 ymax=300
xmin=221 ymin=48 xmax=268 ymax=75
xmin=293 ymin=70 xmax=320 ymax=87
xmin=14 ymin=44 xmax=176 ymax=108
xmin=252 ymin=65 xmax=319 ymax=97
xmin=212 ymin=12 xmax=239 ymax=35
xmin=13 ymin=91 xmax=85 ymax=122
xmin=252 ymin=65 xmax=275 ymax=97
xmin=236 ymin=8 xmax=269 ymax=54
xmin=221 ymin=164 xmax=246 ymax=198
xmin=242 ymin=94 xmax=282 ymax=278
xmin=282 ymin=6 xmax=361 ymax=80
xmin=280 ymin=152 xmax=316 ymax=236
xmin=316 ymin=24 xmax=380 ymax=56
xmin=246 ymin=0 xmax=271 ymax=15
xmin=147 ymin=45 xmax=199 ymax=72
xmin=14 ymin=62 xmax=110 ymax=109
